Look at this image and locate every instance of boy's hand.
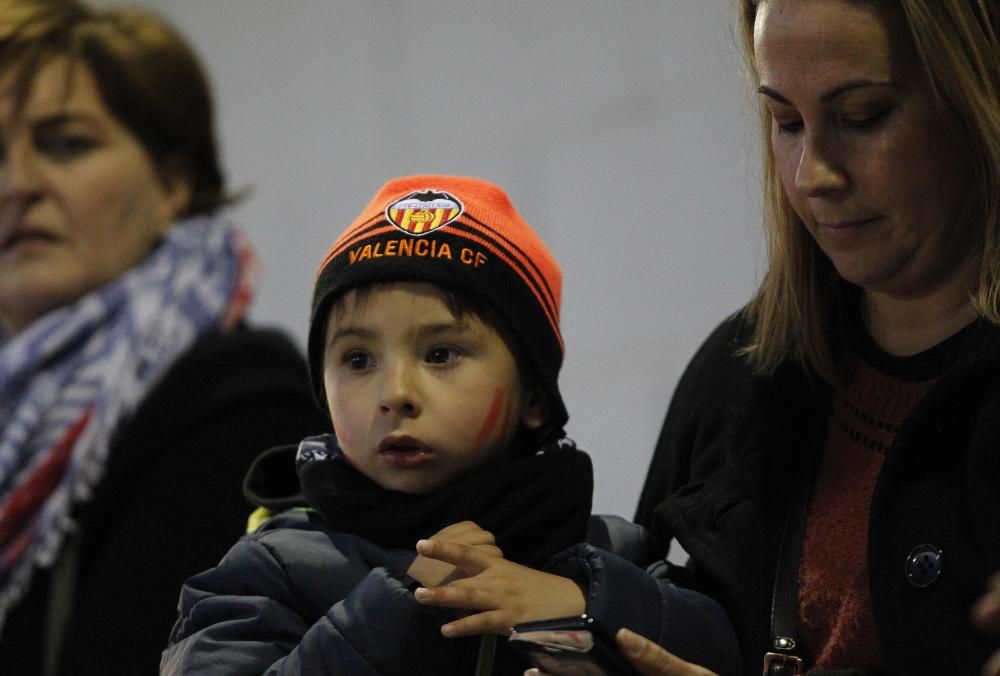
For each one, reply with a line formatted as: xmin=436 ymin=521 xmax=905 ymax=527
xmin=406 ymin=521 xmax=502 ymax=588
xmin=411 ymin=538 xmax=586 ymax=637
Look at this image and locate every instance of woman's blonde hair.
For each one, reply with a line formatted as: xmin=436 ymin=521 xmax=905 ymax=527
xmin=738 ymin=0 xmax=1000 ymax=384
xmin=0 ymin=0 xmax=226 ymax=216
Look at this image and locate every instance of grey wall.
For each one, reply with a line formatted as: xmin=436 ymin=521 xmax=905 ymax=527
xmin=122 ymin=0 xmax=763 ymax=518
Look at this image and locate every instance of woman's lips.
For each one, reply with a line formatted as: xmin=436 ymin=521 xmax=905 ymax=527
xmin=0 ymin=224 xmax=57 ymax=253
xmin=817 ymin=216 xmax=881 ymax=230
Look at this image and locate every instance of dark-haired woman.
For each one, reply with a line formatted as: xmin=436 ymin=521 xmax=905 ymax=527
xmin=0 ymin=1 xmax=324 ymax=673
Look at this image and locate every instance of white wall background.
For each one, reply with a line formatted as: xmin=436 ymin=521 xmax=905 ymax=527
xmin=114 ymin=0 xmax=764 ymax=518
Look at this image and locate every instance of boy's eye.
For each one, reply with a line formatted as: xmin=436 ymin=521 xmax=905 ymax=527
xmin=426 ymin=346 xmax=460 ymax=365
xmin=344 ymin=350 xmax=375 ymax=370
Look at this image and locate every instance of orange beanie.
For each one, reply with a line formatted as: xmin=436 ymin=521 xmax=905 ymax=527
xmin=309 ymin=175 xmax=567 ymax=440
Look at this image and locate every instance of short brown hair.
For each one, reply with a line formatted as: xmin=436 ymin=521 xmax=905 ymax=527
xmin=0 ymin=0 xmax=226 ymax=215
xmin=738 ymin=0 xmax=1000 ymax=384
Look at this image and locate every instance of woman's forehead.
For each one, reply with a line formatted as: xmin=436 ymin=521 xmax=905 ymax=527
xmin=0 ymin=55 xmax=94 ymax=124
xmin=752 ymin=0 xmax=910 ymax=90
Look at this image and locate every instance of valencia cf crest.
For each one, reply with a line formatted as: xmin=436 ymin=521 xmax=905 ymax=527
xmin=385 ymin=189 xmax=463 ymax=236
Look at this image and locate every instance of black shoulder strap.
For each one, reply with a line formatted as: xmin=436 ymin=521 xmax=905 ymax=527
xmin=764 ymin=440 xmax=822 ymax=675
xmin=764 ymin=478 xmax=809 ymax=674
xmin=763 ymin=362 xmax=838 ymax=676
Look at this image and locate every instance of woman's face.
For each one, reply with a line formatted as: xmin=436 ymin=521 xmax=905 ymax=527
xmin=0 ymin=57 xmax=190 ymax=334
xmin=754 ymin=0 xmax=974 ymax=301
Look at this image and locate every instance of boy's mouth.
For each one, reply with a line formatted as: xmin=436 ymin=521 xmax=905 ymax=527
xmin=378 ymin=436 xmax=433 ymax=466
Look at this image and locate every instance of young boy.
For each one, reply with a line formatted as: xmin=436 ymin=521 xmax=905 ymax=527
xmin=161 ymin=176 xmax=740 ymax=675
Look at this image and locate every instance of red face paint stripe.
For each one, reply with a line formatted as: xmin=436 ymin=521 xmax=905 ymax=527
xmin=475 ymin=387 xmax=505 ymax=448
xmin=497 ymin=400 xmax=512 ymax=444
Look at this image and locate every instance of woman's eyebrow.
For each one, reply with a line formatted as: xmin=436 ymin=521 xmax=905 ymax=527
xmin=30 ymin=109 xmax=102 ymax=128
xmin=757 ymin=79 xmax=899 ymax=105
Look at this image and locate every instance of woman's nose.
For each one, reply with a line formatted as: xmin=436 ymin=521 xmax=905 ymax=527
xmin=794 ymin=132 xmax=848 ymax=198
xmin=0 ymin=139 xmax=44 ymax=202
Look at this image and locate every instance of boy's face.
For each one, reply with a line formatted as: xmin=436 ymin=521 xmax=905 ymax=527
xmin=322 ymin=281 xmax=544 ymax=494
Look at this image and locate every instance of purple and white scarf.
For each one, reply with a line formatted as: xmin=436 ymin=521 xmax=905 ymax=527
xmin=0 ymin=215 xmax=257 ymax=633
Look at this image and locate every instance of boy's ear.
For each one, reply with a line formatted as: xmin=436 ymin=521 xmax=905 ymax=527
xmin=520 ymin=386 xmax=549 ymax=430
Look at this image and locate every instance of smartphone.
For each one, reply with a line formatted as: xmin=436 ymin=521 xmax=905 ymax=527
xmin=508 ymin=614 xmax=640 ymax=676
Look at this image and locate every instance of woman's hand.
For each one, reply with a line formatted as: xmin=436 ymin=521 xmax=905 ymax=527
xmin=406 ymin=521 xmax=502 ymax=588
xmin=524 ymin=628 xmax=717 ymax=676
xmin=412 ymin=537 xmax=585 ymax=637
xmin=613 ymin=629 xmax=718 ymax=675
xmin=973 ymin=572 xmax=1000 ymax=676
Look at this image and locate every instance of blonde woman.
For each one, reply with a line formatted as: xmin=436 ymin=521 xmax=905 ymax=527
xmin=625 ymin=0 xmax=1000 ymax=674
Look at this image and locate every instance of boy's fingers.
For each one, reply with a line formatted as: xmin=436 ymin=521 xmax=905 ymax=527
xmin=615 ymin=628 xmax=718 ymax=676
xmin=443 ymin=523 xmax=497 ymax=548
xmin=439 ymin=609 xmax=511 ymax=638
xmin=437 ymin=521 xmax=485 ymax=538
xmin=416 ymin=539 xmax=492 ymax=573
xmin=450 ymin=531 xmax=498 ymax=548
xmin=472 ymin=544 xmax=504 ymax=558
xmin=414 ymin=583 xmax=492 ymax=611
xmin=442 ymin=520 xmax=478 ymax=531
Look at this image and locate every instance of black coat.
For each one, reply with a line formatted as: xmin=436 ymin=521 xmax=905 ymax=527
xmin=0 ymin=327 xmax=327 ymax=676
xmin=635 ymin=314 xmax=1000 ymax=675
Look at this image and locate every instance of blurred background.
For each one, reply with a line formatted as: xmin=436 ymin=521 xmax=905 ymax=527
xmin=100 ymin=0 xmax=763 ymax=518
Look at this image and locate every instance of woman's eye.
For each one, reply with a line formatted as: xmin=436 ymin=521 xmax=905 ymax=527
xmin=775 ymin=119 xmax=803 ymax=135
xmin=344 ymin=351 xmax=374 ymax=370
xmin=843 ymin=110 xmax=887 ymax=130
xmin=36 ymin=131 xmax=96 ymax=159
xmin=426 ymin=347 xmax=460 ymax=365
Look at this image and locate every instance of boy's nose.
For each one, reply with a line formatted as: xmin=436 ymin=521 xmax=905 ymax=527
xmin=379 ymin=362 xmax=420 ymax=417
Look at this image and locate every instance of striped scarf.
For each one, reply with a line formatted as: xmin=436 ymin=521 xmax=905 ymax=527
xmin=0 ymin=215 xmax=257 ymax=633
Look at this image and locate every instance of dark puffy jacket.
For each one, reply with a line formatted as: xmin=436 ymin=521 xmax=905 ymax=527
xmin=162 ymin=509 xmax=741 ymax=675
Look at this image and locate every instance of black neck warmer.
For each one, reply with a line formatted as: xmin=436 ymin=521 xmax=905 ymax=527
xmin=247 ymin=435 xmax=593 ymax=568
